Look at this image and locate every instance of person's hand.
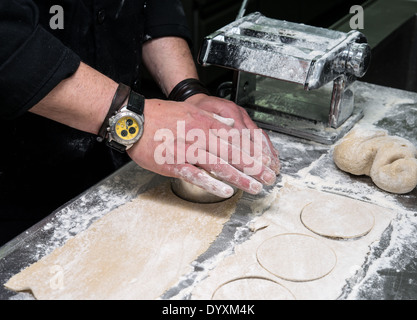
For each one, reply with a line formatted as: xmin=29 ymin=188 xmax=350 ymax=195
xmin=127 ymin=98 xmax=277 ymax=198
xmin=185 ymin=93 xmax=280 ymax=174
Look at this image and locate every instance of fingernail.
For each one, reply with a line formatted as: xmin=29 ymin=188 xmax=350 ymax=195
xmin=261 ymin=155 xmax=272 ymax=167
xmin=249 ymin=180 xmax=263 ymax=194
xmin=261 ymin=169 xmax=276 ymax=185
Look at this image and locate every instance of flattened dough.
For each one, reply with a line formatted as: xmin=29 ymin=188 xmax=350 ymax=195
xmin=191 ymin=184 xmax=394 ymax=300
xmin=5 ymin=182 xmax=241 ymax=300
xmin=256 ymin=233 xmax=337 ymax=282
xmin=300 ymin=199 xmax=375 ymax=239
xmin=212 ymin=277 xmax=295 ymax=300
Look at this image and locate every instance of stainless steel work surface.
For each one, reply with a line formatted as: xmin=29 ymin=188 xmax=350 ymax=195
xmin=1 ymin=82 xmax=416 ymax=300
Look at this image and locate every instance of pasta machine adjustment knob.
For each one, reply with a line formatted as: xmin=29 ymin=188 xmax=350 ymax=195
xmin=344 ymin=42 xmax=371 ymax=78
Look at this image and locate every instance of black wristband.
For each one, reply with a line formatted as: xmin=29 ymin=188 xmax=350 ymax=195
xmin=168 ymin=78 xmax=210 ymax=102
xmin=97 ymin=83 xmax=131 ymax=142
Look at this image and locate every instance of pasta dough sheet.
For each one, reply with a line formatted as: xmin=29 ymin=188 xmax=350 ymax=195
xmin=5 ymin=182 xmax=241 ymax=300
xmin=191 ymin=183 xmax=394 ymax=300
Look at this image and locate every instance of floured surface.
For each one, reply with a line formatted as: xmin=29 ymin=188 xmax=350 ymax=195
xmin=4 ymin=182 xmax=241 ymax=300
xmin=191 ymin=183 xmax=394 ymax=300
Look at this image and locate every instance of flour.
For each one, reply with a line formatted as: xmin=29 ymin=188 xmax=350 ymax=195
xmin=9 ymin=164 xmax=157 ymax=267
xmin=292 ymin=154 xmax=404 ymax=210
xmin=271 ymin=140 xmax=416 ymax=299
xmin=342 ymin=208 xmax=417 ymax=299
xmin=189 ymin=181 xmax=394 ymax=300
xmin=3 ymin=82 xmax=417 ymax=300
xmin=5 ymin=182 xmax=242 ymax=300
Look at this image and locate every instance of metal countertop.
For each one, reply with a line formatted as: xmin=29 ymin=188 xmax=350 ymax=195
xmin=0 ymin=82 xmax=416 ymax=300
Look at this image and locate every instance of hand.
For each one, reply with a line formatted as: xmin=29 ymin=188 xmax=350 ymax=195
xmin=185 ymin=94 xmax=280 ymax=174
xmin=127 ymin=98 xmax=277 ymax=198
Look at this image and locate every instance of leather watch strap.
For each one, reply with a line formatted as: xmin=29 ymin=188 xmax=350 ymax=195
xmin=106 ymin=140 xmax=128 ymax=153
xmin=126 ymin=90 xmax=145 ymax=115
xmin=97 ymin=83 xmax=131 ymax=142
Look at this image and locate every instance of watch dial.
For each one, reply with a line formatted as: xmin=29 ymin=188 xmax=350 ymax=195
xmin=115 ymin=116 xmax=140 ymax=141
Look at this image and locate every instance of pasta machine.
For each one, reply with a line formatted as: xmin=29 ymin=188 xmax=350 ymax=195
xmin=198 ymin=12 xmax=371 ymax=144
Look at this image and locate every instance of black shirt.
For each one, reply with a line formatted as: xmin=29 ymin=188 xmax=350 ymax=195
xmin=0 ymin=0 xmax=191 ymax=119
xmin=0 ymin=0 xmax=191 ymax=245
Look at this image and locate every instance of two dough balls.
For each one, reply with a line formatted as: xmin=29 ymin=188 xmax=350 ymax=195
xmin=333 ymin=128 xmax=417 ymax=194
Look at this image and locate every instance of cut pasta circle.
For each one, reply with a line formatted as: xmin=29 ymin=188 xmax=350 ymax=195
xmin=256 ymin=233 xmax=337 ymax=282
xmin=211 ymin=276 xmax=296 ymax=300
xmin=300 ymin=200 xmax=375 ymax=240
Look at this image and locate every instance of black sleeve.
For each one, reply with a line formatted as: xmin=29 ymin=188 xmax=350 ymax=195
xmin=144 ymin=0 xmax=192 ymax=46
xmin=0 ymin=0 xmax=81 ymax=120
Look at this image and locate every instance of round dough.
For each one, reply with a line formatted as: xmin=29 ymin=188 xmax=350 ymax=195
xmin=333 ymin=129 xmax=387 ymax=176
xmin=333 ymin=128 xmax=417 ymax=194
xmin=256 ymin=233 xmax=337 ymax=282
xmin=211 ymin=276 xmax=295 ymax=300
xmin=300 ymin=199 xmax=375 ymax=239
xmin=370 ymin=142 xmax=417 ymax=194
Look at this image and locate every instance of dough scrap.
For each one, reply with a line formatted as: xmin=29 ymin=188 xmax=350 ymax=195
xmin=256 ymin=233 xmax=337 ymax=282
xmin=4 ymin=182 xmax=241 ymax=300
xmin=212 ymin=276 xmax=295 ymax=300
xmin=300 ymin=199 xmax=375 ymax=239
xmin=333 ymin=128 xmax=417 ymax=194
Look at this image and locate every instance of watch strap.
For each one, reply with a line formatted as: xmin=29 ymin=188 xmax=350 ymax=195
xmin=106 ymin=140 xmax=127 ymax=153
xmin=97 ymin=83 xmax=131 ymax=142
xmin=126 ymin=90 xmax=145 ymax=115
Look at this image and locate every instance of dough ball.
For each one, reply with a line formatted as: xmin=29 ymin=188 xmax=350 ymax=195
xmin=333 ymin=128 xmax=417 ymax=194
xmin=333 ymin=129 xmax=387 ymax=175
xmin=300 ymin=199 xmax=375 ymax=239
xmin=212 ymin=277 xmax=295 ymax=300
xmin=370 ymin=141 xmax=417 ymax=194
xmin=256 ymin=233 xmax=337 ymax=282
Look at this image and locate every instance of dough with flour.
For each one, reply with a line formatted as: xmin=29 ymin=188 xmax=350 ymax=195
xmin=212 ymin=276 xmax=295 ymax=300
xmin=333 ymin=128 xmax=417 ymax=194
xmin=190 ymin=184 xmax=393 ymax=300
xmin=300 ymin=199 xmax=375 ymax=239
xmin=256 ymin=233 xmax=337 ymax=282
xmin=4 ymin=182 xmax=241 ymax=300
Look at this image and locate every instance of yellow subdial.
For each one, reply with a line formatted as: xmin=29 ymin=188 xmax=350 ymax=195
xmin=115 ymin=116 xmax=140 ymax=141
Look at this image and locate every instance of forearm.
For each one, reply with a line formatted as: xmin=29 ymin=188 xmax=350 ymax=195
xmin=142 ymin=37 xmax=199 ymax=96
xmin=29 ymin=62 xmax=118 ymax=135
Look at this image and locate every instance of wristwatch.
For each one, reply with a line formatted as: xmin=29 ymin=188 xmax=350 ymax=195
xmin=97 ymin=84 xmax=145 ymax=153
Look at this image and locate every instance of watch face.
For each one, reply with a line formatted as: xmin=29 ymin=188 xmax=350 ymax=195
xmin=109 ymin=110 xmax=144 ymax=146
xmin=115 ymin=115 xmax=140 ymax=141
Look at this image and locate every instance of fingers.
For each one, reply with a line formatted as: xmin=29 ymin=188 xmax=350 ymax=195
xmin=205 ymin=130 xmax=277 ymax=186
xmin=158 ymin=125 xmax=275 ymax=194
xmin=181 ymin=118 xmax=276 ymax=186
xmin=207 ymin=114 xmax=279 ymax=179
xmin=203 ymin=99 xmax=281 ymax=174
xmin=169 ymin=164 xmax=236 ymax=198
xmin=196 ymin=155 xmax=264 ymax=195
xmin=168 ymin=152 xmax=265 ymax=196
xmin=239 ymin=107 xmax=281 ymax=174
